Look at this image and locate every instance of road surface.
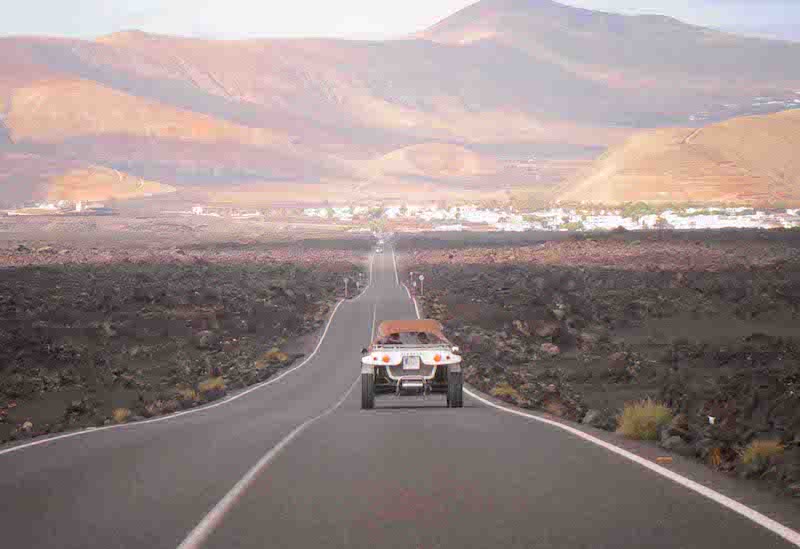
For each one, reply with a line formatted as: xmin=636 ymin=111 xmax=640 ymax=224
xmin=1 ymin=248 xmax=799 ymax=549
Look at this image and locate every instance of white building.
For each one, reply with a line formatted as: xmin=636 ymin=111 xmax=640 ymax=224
xmin=495 ymin=221 xmax=533 ymax=232
xmin=384 ymin=206 xmax=403 ymax=219
xmin=302 ymin=208 xmax=327 ymax=218
xmin=462 ymin=209 xmax=502 ymax=224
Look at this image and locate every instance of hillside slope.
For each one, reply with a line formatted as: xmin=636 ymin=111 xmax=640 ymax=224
xmin=559 ymin=109 xmax=800 ymax=205
xmin=420 ymin=0 xmax=799 ymax=86
xmin=366 ymin=143 xmax=499 ymax=179
xmin=6 ymin=79 xmax=287 ymax=146
xmin=0 ymin=0 xmax=799 ymax=205
xmin=47 ymin=166 xmax=175 ymax=202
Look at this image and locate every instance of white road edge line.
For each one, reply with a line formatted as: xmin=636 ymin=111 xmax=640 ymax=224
xmin=397 ymin=253 xmax=800 ymax=547
xmin=350 ymin=253 xmax=374 ymax=302
xmin=0 ymin=253 xmax=375 ymax=458
xmin=371 ymin=304 xmax=377 ymax=341
xmin=464 ymin=388 xmax=800 ymax=547
xmin=176 ymin=377 xmax=361 ymax=549
xmin=402 ymin=283 xmax=421 ymax=319
xmin=391 ymin=246 xmax=399 ymax=286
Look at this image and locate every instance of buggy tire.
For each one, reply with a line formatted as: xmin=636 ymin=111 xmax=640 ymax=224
xmin=361 ymin=372 xmax=375 ymax=409
xmin=447 ymin=371 xmax=463 ymax=408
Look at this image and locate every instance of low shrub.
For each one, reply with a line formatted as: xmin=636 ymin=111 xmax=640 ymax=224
xmin=740 ymin=440 xmax=783 ymax=466
xmin=177 ymin=387 xmax=198 ymax=400
xmin=198 ymin=377 xmax=226 ymax=402
xmin=176 ymin=388 xmax=199 ymax=409
xmin=617 ymin=399 xmax=673 ymax=440
xmin=491 ymin=382 xmax=521 ymax=401
xmin=112 ymin=408 xmax=131 ymax=423
xmin=264 ymin=348 xmax=290 ymax=364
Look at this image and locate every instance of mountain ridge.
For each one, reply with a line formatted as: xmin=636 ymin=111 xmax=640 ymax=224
xmin=0 ymin=0 xmax=799 ymax=206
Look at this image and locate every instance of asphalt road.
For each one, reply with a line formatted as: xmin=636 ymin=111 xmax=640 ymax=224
xmin=1 ymin=248 xmax=799 ymax=549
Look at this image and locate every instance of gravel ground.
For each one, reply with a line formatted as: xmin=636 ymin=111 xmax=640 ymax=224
xmin=0 ymin=237 xmax=367 ymax=443
xmin=402 ymin=231 xmax=800 ymax=497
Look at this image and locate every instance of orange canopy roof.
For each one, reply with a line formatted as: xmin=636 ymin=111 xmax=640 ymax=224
xmin=376 ymin=319 xmax=446 ymax=340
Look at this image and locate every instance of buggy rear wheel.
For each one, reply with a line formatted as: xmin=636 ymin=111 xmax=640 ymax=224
xmin=447 ymin=371 xmax=463 ymax=408
xmin=361 ymin=372 xmax=375 ymax=410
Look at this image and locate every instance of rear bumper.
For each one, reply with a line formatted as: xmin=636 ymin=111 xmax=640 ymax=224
xmin=369 ymin=365 xmax=452 ymax=394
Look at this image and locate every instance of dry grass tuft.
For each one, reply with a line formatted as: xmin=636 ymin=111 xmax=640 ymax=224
xmin=112 ymin=408 xmax=131 ymax=423
xmin=617 ymin=399 xmax=673 ymax=440
xmin=709 ymin=447 xmax=723 ymax=468
xmin=261 ymin=347 xmax=290 ymax=366
xmin=491 ymin=382 xmax=520 ymax=401
xmin=176 ymin=387 xmax=199 ymax=409
xmin=177 ymin=388 xmax=199 ymax=401
xmin=741 ymin=440 xmax=784 ymax=465
xmin=198 ymin=377 xmax=226 ymax=401
xmin=198 ymin=376 xmax=225 ymax=392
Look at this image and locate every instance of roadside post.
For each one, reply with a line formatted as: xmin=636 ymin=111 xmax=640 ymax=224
xmin=344 ymin=277 xmax=349 ymax=299
xmin=419 ymin=274 xmax=425 ymax=296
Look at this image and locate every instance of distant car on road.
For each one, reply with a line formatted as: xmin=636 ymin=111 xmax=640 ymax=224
xmin=375 ymin=246 xmax=383 ymax=253
xmin=361 ymin=320 xmax=463 ymax=409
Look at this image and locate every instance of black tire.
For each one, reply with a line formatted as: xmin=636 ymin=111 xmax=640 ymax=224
xmin=361 ymin=372 xmax=375 ymax=410
xmin=447 ymin=371 xmax=463 ymax=408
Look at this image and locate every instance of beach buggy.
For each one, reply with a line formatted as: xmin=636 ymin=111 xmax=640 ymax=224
xmin=360 ymin=319 xmax=463 ymax=409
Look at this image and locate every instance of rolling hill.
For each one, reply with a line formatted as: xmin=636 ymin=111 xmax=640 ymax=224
xmin=46 ymin=166 xmax=175 ymax=202
xmin=0 ymin=0 xmax=799 ymax=207
xmin=366 ymin=143 xmax=499 ymax=179
xmin=558 ymin=109 xmax=800 ymax=205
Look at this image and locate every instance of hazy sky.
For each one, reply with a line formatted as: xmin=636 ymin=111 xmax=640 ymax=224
xmin=1 ymin=0 xmax=798 ymax=40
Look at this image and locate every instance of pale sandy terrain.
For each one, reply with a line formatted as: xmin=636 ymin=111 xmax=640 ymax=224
xmin=559 ymin=109 xmax=800 ymax=205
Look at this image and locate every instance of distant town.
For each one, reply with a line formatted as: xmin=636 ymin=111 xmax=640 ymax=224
xmin=687 ymin=91 xmax=800 ymax=123
xmin=4 ymin=200 xmax=115 ymax=216
xmin=300 ymin=204 xmax=800 ymax=233
xmin=7 ymin=200 xmax=800 ymax=233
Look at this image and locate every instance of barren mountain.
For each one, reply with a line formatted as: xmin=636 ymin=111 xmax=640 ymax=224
xmin=421 ymin=0 xmax=799 ymax=89
xmin=47 ymin=166 xmax=175 ymax=202
xmin=559 ymin=109 xmax=800 ymax=205
xmin=6 ymin=79 xmax=287 ymax=146
xmin=0 ymin=0 xmax=799 ymax=206
xmin=367 ymin=143 xmax=499 ymax=179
